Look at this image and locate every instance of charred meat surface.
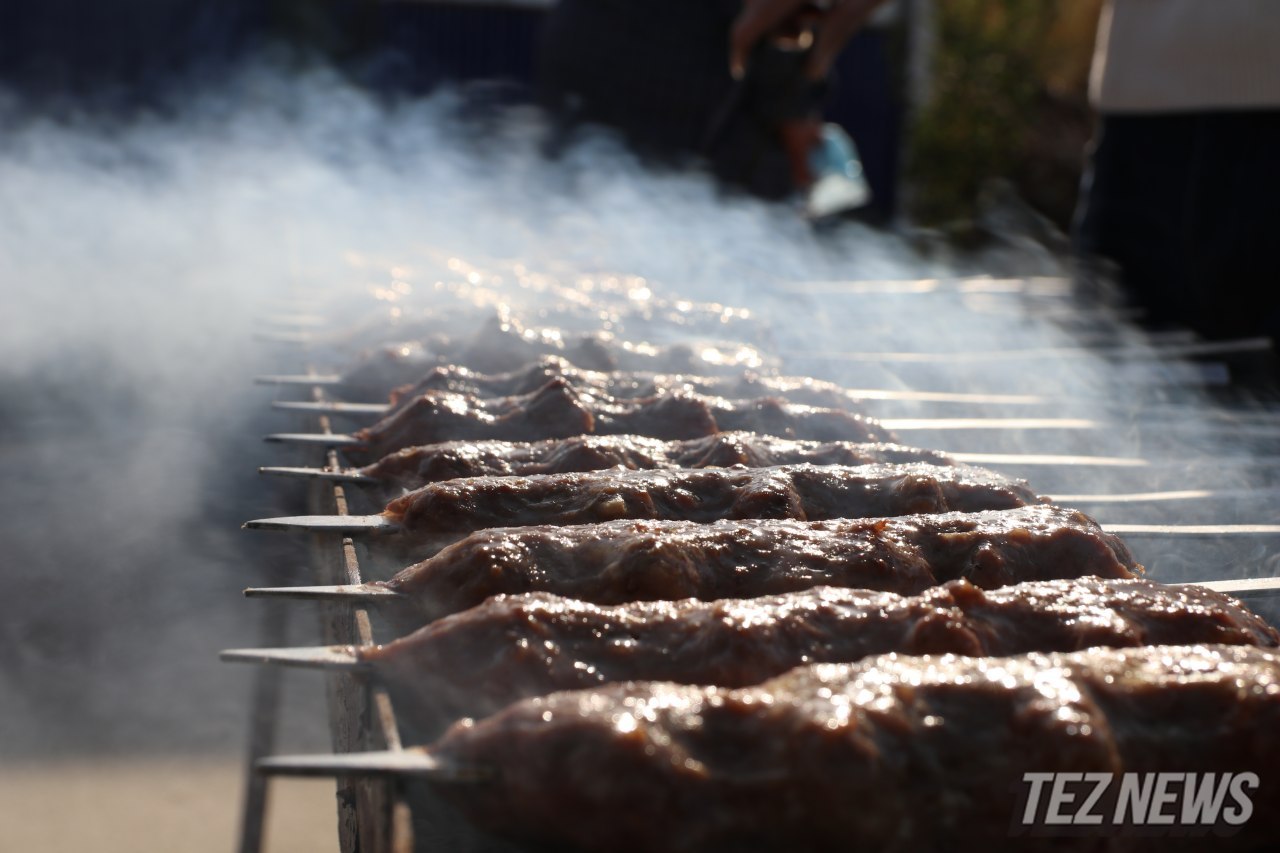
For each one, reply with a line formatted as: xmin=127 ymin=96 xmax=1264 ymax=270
xmin=363 ymin=578 xmax=1275 ymax=734
xmin=433 ymin=644 xmax=1280 ymax=852
xmin=381 ymin=505 xmax=1132 ymax=621
xmin=387 ymin=355 xmax=873 ymax=410
xmin=387 ymin=356 xmax=600 ymax=405
xmin=381 ymin=462 xmax=1039 ymax=549
xmin=357 ymin=377 xmax=892 ymax=456
xmin=361 ymin=433 xmax=953 ymax=492
xmin=339 ymin=322 xmax=775 ymax=396
xmin=356 ymin=377 xmax=607 ymax=455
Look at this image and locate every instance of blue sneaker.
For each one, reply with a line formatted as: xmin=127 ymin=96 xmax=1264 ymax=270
xmin=806 ymin=123 xmax=872 ymax=219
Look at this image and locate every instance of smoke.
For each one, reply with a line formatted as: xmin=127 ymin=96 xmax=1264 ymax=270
xmin=1 ymin=56 xmax=1274 ymax=773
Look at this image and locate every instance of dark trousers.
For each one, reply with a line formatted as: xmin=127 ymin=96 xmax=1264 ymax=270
xmin=1074 ymin=111 xmax=1280 ymax=342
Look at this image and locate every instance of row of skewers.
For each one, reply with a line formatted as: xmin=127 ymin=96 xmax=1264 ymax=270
xmin=233 ymin=269 xmax=1280 ymax=851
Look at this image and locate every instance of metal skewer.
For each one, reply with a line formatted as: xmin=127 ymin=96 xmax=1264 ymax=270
xmin=238 ymin=573 xmax=1280 ymax=608
xmin=271 ymin=387 xmax=1056 ymax=415
xmin=1055 ymin=487 xmax=1280 ymax=505
xmin=879 ymin=417 xmax=1099 ymax=431
xmin=1193 ymin=577 xmax=1280 ymax=597
xmin=947 ymin=452 xmax=1147 ymax=468
xmin=265 ymin=433 xmax=365 ymax=447
xmin=1099 ymin=523 xmax=1280 ymax=538
xmin=261 ymin=417 xmax=1106 ymax=450
xmin=783 ymin=337 xmax=1272 ymax=363
xmin=262 ymin=420 xmax=1280 ymax=449
xmin=242 ymin=510 xmax=1280 ymax=537
xmin=244 ymin=584 xmax=403 ymax=602
xmin=272 ymin=396 xmax=1280 ymax=420
xmin=257 ymin=748 xmax=488 ymax=782
xmin=247 ymin=478 xmax=1280 ymax=511
xmin=243 ymin=515 xmax=397 ymax=534
xmin=258 ymin=466 xmax=378 ymax=485
xmin=272 ymin=401 xmax=392 ymax=416
xmin=256 ymin=373 xmax=343 ymax=386
xmin=222 ymin=645 xmax=365 ymax=670
xmin=254 ymin=451 xmax=1155 ymax=486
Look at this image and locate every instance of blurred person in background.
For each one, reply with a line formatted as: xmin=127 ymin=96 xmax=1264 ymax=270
xmin=537 ymin=0 xmax=890 ymax=212
xmin=1073 ymin=0 xmax=1280 ymax=350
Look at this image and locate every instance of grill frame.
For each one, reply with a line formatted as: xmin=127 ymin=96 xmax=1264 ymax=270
xmin=239 ymin=372 xmax=416 ymax=853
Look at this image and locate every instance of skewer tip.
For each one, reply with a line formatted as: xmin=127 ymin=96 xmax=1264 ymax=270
xmin=1178 ymin=577 xmax=1280 ymax=599
xmin=242 ymin=583 xmax=405 ymax=601
xmin=257 ymin=749 xmax=486 ymax=781
xmin=242 ymin=515 xmax=397 ymax=534
xmin=1103 ymin=523 xmax=1280 ymax=538
xmin=220 ymin=645 xmax=365 ymax=669
xmin=272 ymin=400 xmax=390 ymax=416
xmin=263 ymin=433 xmax=364 ymax=447
xmin=257 ymin=466 xmax=377 ymax=485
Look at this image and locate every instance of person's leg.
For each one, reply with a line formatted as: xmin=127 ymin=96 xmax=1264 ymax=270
xmin=1074 ymin=113 xmax=1198 ymax=328
xmin=1182 ymin=110 xmax=1280 ymax=342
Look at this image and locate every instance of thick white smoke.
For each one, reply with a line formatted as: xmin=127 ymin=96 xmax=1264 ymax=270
xmin=0 ymin=58 xmax=1274 ymax=852
xmin=0 ymin=61 xmax=990 ymax=764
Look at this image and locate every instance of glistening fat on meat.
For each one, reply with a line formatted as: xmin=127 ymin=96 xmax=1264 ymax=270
xmin=379 ymin=462 xmax=1041 ymax=550
xmin=355 ymin=376 xmax=892 ymax=455
xmin=361 ymin=577 xmax=1276 ymax=735
xmin=380 ymin=504 xmax=1134 ymax=621
xmin=339 ymin=323 xmax=776 ymax=395
xmin=430 ymin=644 xmax=1280 ymax=852
xmin=385 ymin=355 xmax=875 ymax=411
xmin=361 ymin=432 xmax=953 ymax=492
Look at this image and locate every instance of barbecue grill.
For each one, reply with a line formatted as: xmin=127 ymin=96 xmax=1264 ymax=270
xmin=226 ymin=265 xmax=1280 ymax=852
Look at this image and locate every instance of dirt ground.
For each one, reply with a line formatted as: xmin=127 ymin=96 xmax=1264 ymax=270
xmin=0 ymin=758 xmax=336 ymax=853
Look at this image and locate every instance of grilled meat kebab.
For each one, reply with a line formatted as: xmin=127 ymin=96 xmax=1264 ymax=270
xmin=431 ymin=644 xmax=1280 ymax=852
xmin=362 ymin=433 xmax=952 ymax=493
xmin=340 ymin=323 xmax=775 ymax=395
xmin=385 ymin=355 xmax=878 ymax=411
xmin=380 ymin=505 xmax=1129 ymax=621
xmin=364 ymin=577 xmax=1273 ymax=733
xmin=380 ymin=462 xmax=1040 ymax=551
xmin=355 ymin=377 xmax=892 ymax=455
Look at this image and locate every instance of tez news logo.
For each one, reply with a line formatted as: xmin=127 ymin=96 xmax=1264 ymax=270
xmin=1013 ymin=772 xmax=1258 ymax=836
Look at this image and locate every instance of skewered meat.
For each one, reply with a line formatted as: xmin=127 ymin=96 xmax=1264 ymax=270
xmin=386 ymin=356 xmax=869 ymax=411
xmin=326 ymin=294 xmax=762 ymax=353
xmin=362 ymin=433 xmax=953 ymax=493
xmin=355 ymin=377 xmax=892 ymax=456
xmin=448 ymin=320 xmax=772 ymax=376
xmin=381 ymin=462 xmax=1040 ymax=552
xmin=339 ymin=320 xmax=775 ymax=396
xmin=355 ymin=377 xmax=633 ymax=455
xmin=364 ymin=577 xmax=1274 ymax=734
xmin=381 ymin=505 xmax=1127 ymax=621
xmin=432 ymin=644 xmax=1280 ymax=852
xmin=710 ymin=396 xmax=892 ymax=442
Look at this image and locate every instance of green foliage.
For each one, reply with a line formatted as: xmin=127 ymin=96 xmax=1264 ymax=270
xmin=906 ymin=0 xmax=1064 ymax=225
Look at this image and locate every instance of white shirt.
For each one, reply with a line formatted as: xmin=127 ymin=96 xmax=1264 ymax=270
xmin=1091 ymin=0 xmax=1280 ymax=112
